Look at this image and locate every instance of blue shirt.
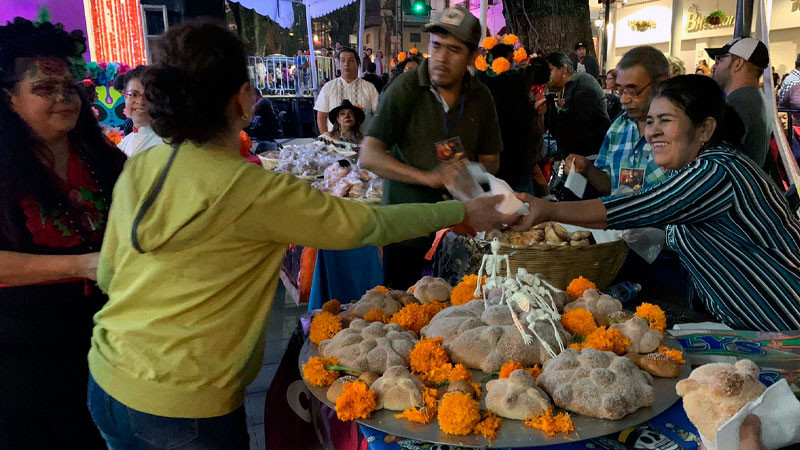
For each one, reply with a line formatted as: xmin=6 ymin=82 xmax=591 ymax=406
xmin=603 ymin=146 xmax=800 ymax=331
xmin=594 ymin=112 xmax=667 ymax=192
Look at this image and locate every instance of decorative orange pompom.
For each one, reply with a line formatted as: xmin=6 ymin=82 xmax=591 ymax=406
xmin=372 ymin=285 xmax=389 ymax=293
xmin=473 ymin=412 xmax=502 ymax=442
xmin=397 ymin=52 xmax=407 ymax=62
xmin=502 ymin=34 xmax=520 ymax=45
xmin=302 ymin=356 xmax=340 ymax=387
xmin=450 ymin=274 xmax=484 ymax=306
xmin=106 ymin=130 xmax=123 ymax=145
xmin=566 ymin=276 xmax=597 ymax=299
xmin=363 ymin=308 xmax=390 ymax=323
xmin=524 ymin=408 xmax=575 ymax=436
xmin=309 ymin=311 xmax=342 ymax=344
xmin=335 ymin=381 xmax=377 ymax=421
xmin=410 ymin=337 xmax=452 ymax=383
xmin=635 ymin=303 xmax=667 ymax=333
xmin=581 ymin=326 xmax=630 ymax=355
xmin=658 ymin=346 xmax=686 ymax=364
xmin=499 ymin=360 xmax=524 ymax=379
xmin=481 ymin=36 xmax=498 ymax=50
xmin=322 ymin=299 xmax=341 ymax=314
xmin=474 ymin=54 xmax=488 ymax=72
xmin=560 ymin=308 xmax=598 ymax=337
xmin=409 ymin=47 xmax=419 ymax=55
xmin=438 ymin=392 xmax=481 ymax=435
xmin=513 ymin=47 xmax=528 ymax=64
xmin=491 ymin=57 xmax=511 ymax=75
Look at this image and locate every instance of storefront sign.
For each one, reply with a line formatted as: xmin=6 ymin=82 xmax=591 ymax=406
xmin=684 ymin=11 xmax=734 ymax=33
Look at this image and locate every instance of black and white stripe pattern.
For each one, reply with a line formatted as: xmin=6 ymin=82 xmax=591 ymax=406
xmin=603 ymin=146 xmax=800 ymax=331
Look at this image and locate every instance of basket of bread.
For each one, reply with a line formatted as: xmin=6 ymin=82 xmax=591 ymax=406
xmin=484 ymin=222 xmax=629 ymax=290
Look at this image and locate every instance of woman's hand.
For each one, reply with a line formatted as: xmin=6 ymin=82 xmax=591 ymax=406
xmin=73 ymin=252 xmax=100 ymax=280
xmin=699 ymin=415 xmax=764 ymax=450
xmin=462 ymin=195 xmax=520 ymax=231
xmin=564 ymin=154 xmax=589 ymax=175
xmin=511 ymin=193 xmax=550 ymax=231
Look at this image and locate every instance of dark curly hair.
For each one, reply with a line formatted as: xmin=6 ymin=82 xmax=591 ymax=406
xmin=144 ymin=20 xmax=248 ymax=145
xmin=0 ymin=17 xmax=125 ymax=251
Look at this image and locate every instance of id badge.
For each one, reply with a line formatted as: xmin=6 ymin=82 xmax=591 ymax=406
xmin=619 ymin=167 xmax=645 ymax=192
xmin=434 ymin=136 xmax=466 ymax=162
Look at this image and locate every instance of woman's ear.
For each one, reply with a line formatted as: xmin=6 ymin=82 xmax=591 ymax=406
xmin=699 ymin=117 xmax=717 ymax=144
xmin=234 ymin=82 xmax=254 ymax=121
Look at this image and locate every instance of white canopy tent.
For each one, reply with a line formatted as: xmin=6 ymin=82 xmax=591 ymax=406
xmin=231 ymin=0 xmax=366 ymax=93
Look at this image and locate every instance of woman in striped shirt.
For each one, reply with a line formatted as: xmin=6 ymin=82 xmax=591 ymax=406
xmin=516 ymin=75 xmax=800 ymax=331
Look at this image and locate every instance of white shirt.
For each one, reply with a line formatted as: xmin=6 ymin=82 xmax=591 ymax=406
xmin=117 ymin=126 xmax=164 ymax=158
xmin=314 ymin=77 xmax=379 ymax=132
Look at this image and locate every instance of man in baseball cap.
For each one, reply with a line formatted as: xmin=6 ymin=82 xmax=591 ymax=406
xmin=572 ymin=42 xmax=600 ymax=78
xmin=705 ymin=37 xmax=771 ymax=168
xmin=423 ymin=6 xmax=482 ymax=49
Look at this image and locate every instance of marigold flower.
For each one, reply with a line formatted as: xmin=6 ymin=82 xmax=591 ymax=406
xmin=450 ymin=274 xmax=484 ymax=305
xmin=410 ymin=337 xmax=452 ymax=383
xmin=322 ymin=299 xmax=341 ymax=314
xmin=474 ymin=54 xmax=488 ymax=72
xmin=309 ymin=311 xmax=342 ymax=345
xmin=566 ymin=276 xmax=597 ymax=299
xmin=391 ymin=301 xmax=446 ymax=334
xmin=502 ymin=34 xmax=520 ymax=45
xmin=635 ymin=302 xmax=667 ymax=333
xmin=372 ymin=285 xmax=389 ymax=293
xmin=513 ymin=47 xmax=528 ymax=64
xmin=438 ymin=392 xmax=481 ymax=435
xmin=481 ymin=36 xmax=498 ymax=50
xmin=394 ymin=387 xmax=439 ymax=423
xmin=473 ymin=412 xmax=502 ymax=442
xmin=524 ymin=408 xmax=575 ymax=436
xmin=302 ymin=356 xmax=340 ymax=387
xmin=397 ymin=52 xmax=407 ymax=62
xmin=409 ymin=47 xmax=419 ymax=55
xmin=449 ymin=364 xmax=472 ymax=383
xmin=526 ymin=365 xmax=543 ymax=381
xmin=363 ymin=308 xmax=390 ymax=323
xmin=491 ymin=57 xmax=511 ymax=75
xmin=581 ymin=326 xmax=630 ymax=355
xmin=499 ymin=360 xmax=524 ymax=379
xmin=335 ymin=380 xmax=377 ymax=421
xmin=560 ymin=308 xmax=598 ymax=337
xmin=658 ymin=345 xmax=686 ymax=364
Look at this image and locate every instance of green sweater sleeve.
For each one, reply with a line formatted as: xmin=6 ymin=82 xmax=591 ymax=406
xmin=236 ymin=170 xmax=464 ymax=249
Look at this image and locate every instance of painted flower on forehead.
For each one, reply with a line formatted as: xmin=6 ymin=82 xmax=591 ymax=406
xmin=502 ymin=34 xmax=520 ymax=45
xmin=37 ymin=57 xmax=68 ymax=76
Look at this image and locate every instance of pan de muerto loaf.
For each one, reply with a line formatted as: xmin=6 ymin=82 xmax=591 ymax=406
xmin=610 ymin=317 xmax=664 ymax=354
xmin=350 ymin=289 xmax=402 ymax=316
xmin=486 ymin=369 xmax=552 ymax=420
xmin=564 ymin=289 xmax=622 ymax=326
xmin=370 ymin=366 xmax=426 ymax=411
xmin=319 ymin=319 xmax=418 ymax=374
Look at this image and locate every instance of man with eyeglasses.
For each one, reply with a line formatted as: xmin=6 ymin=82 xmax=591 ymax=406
xmin=707 ymin=37 xmax=771 ymax=168
xmin=117 ymin=65 xmax=164 ymax=158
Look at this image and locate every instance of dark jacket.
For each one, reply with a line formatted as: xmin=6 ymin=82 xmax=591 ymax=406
xmin=362 ymin=73 xmax=385 ymax=94
xmin=571 ymin=55 xmax=600 ymax=79
xmin=548 ymin=72 xmax=610 ymax=157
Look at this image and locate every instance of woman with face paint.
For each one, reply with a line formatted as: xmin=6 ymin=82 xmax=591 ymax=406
xmin=0 ymin=17 xmax=125 ymax=447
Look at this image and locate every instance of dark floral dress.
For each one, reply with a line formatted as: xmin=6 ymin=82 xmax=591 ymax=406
xmin=0 ymin=147 xmax=113 ymax=448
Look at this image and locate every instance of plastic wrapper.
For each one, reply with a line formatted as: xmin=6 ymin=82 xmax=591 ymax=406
xmin=606 ymin=186 xmax=665 ymax=263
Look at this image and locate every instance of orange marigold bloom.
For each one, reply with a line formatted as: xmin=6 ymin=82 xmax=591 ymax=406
xmin=449 ymin=364 xmax=472 ymax=383
xmin=302 ymin=356 xmax=340 ymax=387
xmin=397 ymin=52 xmax=407 ymax=62
xmin=635 ymin=302 xmax=667 ymax=333
xmin=513 ymin=47 xmax=528 ymax=64
xmin=566 ymin=276 xmax=597 ymax=299
xmin=474 ymin=54 xmax=488 ymax=72
xmin=450 ymin=274 xmax=484 ymax=306
xmin=438 ymin=392 xmax=481 ymax=435
xmin=473 ymin=412 xmax=502 ymax=442
xmin=569 ymin=342 xmax=583 ymax=351
xmin=409 ymin=47 xmax=420 ymax=55
xmin=582 ymin=326 xmax=630 ymax=355
xmin=309 ymin=311 xmax=342 ymax=344
xmin=481 ymin=36 xmax=498 ymax=50
xmin=391 ymin=302 xmax=445 ymax=334
xmin=239 ymin=130 xmax=252 ymax=157
xmin=335 ymin=381 xmax=377 ymax=421
xmin=658 ymin=346 xmax=686 ymax=364
xmin=372 ymin=285 xmax=389 ymax=293
xmin=363 ymin=308 xmax=390 ymax=323
xmin=491 ymin=57 xmax=511 ymax=74
xmin=499 ymin=360 xmax=524 ymax=379
xmin=394 ymin=388 xmax=439 ymax=424
xmin=410 ymin=337 xmax=452 ymax=383
xmin=502 ymin=34 xmax=520 ymax=45
xmin=322 ymin=299 xmax=341 ymax=314
xmin=526 ymin=365 xmax=543 ymax=381
xmin=561 ymin=308 xmax=598 ymax=337
xmin=408 ymin=285 xmax=416 ymax=294
xmin=524 ymin=408 xmax=575 ymax=436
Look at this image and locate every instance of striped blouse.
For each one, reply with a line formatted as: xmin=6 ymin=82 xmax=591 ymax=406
xmin=603 ymin=146 xmax=800 ymax=331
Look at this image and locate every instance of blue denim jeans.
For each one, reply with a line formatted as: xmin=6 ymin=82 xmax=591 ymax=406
xmin=87 ymin=374 xmax=249 ymax=450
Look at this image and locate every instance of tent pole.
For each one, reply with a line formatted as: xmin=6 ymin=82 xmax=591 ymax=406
xmin=306 ymin=3 xmax=318 ymax=95
xmin=480 ymin=0 xmax=488 ymax=38
xmin=358 ymin=0 xmax=366 ymax=75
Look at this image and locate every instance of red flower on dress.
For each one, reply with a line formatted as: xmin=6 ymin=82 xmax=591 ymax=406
xmin=20 ymin=198 xmax=81 ymax=248
xmin=66 ymin=153 xmax=100 ymax=191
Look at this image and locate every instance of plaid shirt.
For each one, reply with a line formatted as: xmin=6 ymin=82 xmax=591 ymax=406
xmin=594 ymin=112 xmax=667 ymax=192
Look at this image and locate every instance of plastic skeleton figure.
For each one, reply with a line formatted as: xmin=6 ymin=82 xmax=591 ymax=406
xmin=474 ymin=239 xmax=511 ymax=310
xmin=506 ymin=269 xmax=565 ymax=357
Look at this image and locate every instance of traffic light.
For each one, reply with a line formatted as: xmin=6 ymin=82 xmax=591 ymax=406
xmin=410 ymin=0 xmax=430 ymax=15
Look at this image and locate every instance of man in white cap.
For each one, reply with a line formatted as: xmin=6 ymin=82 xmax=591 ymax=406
xmin=706 ymin=37 xmax=771 ymax=167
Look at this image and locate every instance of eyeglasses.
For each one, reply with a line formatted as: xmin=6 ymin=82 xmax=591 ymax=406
xmin=124 ymin=90 xmax=144 ymax=101
xmin=714 ymin=53 xmax=731 ymax=63
xmin=620 ymin=80 xmax=653 ymax=98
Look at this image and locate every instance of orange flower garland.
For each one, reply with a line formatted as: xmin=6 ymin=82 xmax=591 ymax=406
xmin=473 ymin=412 xmax=502 ymax=442
xmin=560 ymin=308 xmax=598 ymax=337
xmin=491 ymin=57 xmax=511 ymax=75
xmin=409 ymin=47 xmax=420 ymax=55
xmin=372 ymin=285 xmax=389 ymax=293
xmin=410 ymin=337 xmax=452 ymax=383
xmin=635 ymin=303 xmax=667 ymax=333
xmin=363 ymin=308 xmax=390 ymax=323
xmin=309 ymin=311 xmax=342 ymax=344
xmin=658 ymin=346 xmax=686 ymax=364
xmin=502 ymin=34 xmax=520 ymax=45
xmin=302 ymin=356 xmax=340 ymax=387
xmin=322 ymin=299 xmax=341 ymax=314
xmin=578 ymin=326 xmax=631 ymax=355
xmin=524 ymin=409 xmax=575 ymax=436
xmin=450 ymin=274 xmax=484 ymax=306
xmin=438 ymin=392 xmax=481 ymax=435
xmin=475 ymin=54 xmax=489 ymax=72
xmin=513 ymin=47 xmax=528 ymax=64
xmin=335 ymin=380 xmax=378 ymax=421
xmin=566 ymin=276 xmax=597 ymax=299
xmin=397 ymin=52 xmax=407 ymax=63
xmin=481 ymin=36 xmax=498 ymax=50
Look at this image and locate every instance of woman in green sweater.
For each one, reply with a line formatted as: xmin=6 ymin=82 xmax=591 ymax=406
xmin=87 ymin=21 xmax=514 ymax=448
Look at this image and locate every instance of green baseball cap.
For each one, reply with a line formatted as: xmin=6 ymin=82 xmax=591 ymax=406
xmin=424 ymin=6 xmax=481 ymax=48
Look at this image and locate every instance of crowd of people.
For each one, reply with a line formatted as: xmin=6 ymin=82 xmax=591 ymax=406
xmin=1 ymin=6 xmax=799 ymax=449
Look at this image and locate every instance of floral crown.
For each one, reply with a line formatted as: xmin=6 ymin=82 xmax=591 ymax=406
xmin=84 ymin=61 xmax=130 ymax=87
xmin=390 ymin=48 xmax=425 ymax=68
xmin=474 ymin=34 xmax=529 ymax=77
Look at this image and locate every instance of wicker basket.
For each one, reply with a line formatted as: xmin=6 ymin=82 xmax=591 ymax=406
xmin=500 ymin=240 xmax=629 ymax=290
